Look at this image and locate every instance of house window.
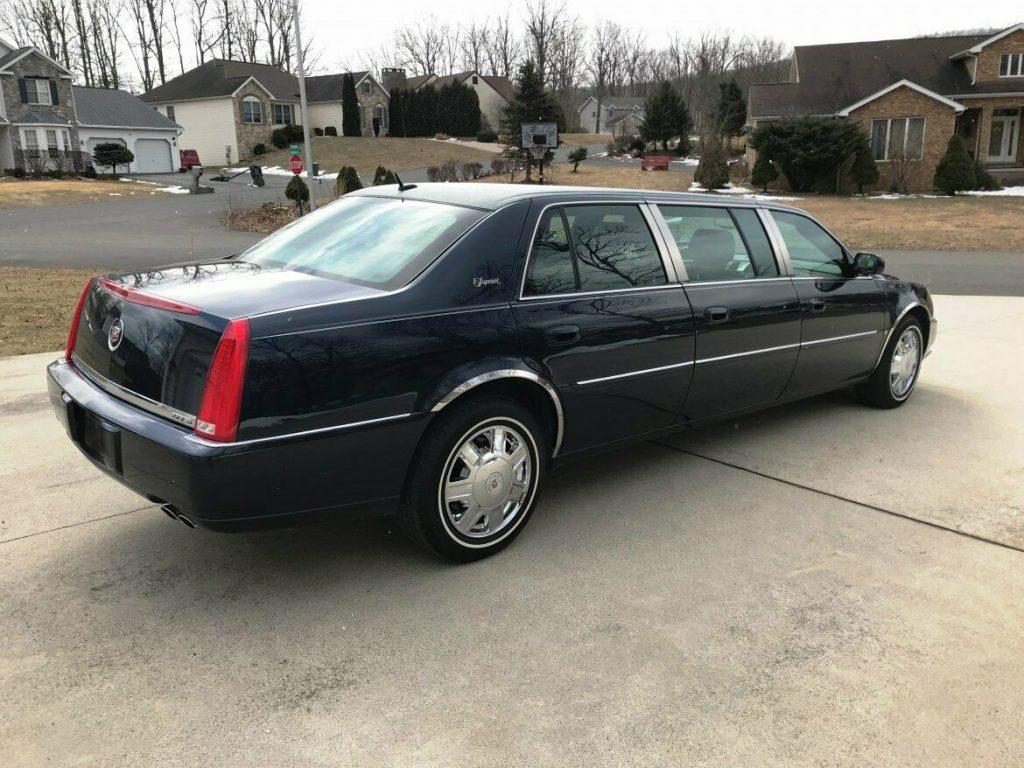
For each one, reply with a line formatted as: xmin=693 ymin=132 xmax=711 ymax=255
xmin=166 ymin=105 xmax=175 ymax=121
xmin=46 ymin=129 xmax=58 ymax=153
xmin=472 ymin=75 xmax=479 ymax=84
xmin=591 ymin=111 xmax=596 ymax=117
xmin=241 ymin=96 xmax=263 ymax=124
xmin=1000 ymin=53 xmax=1024 ymax=77
xmin=362 ymin=81 xmax=371 ymax=94
xmin=61 ymin=129 xmax=71 ymax=149
xmin=24 ymin=78 xmax=53 ymax=105
xmin=21 ymin=129 xmax=40 ymax=157
xmin=273 ymin=103 xmax=294 ymax=125
xmin=871 ymin=117 xmax=925 ymax=161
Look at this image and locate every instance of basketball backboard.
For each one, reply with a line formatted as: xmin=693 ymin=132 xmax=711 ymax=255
xmin=520 ymin=123 xmax=559 ymax=149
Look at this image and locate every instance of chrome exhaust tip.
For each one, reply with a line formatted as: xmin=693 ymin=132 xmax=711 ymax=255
xmin=161 ymin=504 xmax=179 ymax=521
xmin=177 ymin=514 xmax=197 ymax=529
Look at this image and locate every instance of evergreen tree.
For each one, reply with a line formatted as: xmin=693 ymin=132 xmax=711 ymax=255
xmin=750 ymin=152 xmax=779 ymax=193
xmin=694 ymin=135 xmax=730 ymax=190
xmin=342 ymin=73 xmax=361 ymax=137
xmin=749 ymin=118 xmax=865 ymax=192
xmin=334 ymin=166 xmax=363 ymax=195
xmin=91 ymin=143 xmax=135 ymax=177
xmin=933 ymin=135 xmax=976 ymax=195
xmin=500 ymin=61 xmax=563 ymax=179
xmin=640 ymin=81 xmax=679 ymax=150
xmin=849 ymin=136 xmax=879 ymax=194
xmin=568 ymin=146 xmax=588 ymax=171
xmin=716 ymin=79 xmax=746 ymax=138
xmin=674 ymin=99 xmax=694 ymax=156
xmin=389 ymin=88 xmax=406 ymax=137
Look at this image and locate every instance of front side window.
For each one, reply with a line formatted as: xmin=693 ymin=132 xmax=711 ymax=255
xmin=241 ymin=96 xmax=263 ymax=124
xmin=25 ymin=78 xmax=52 ymax=105
xmin=239 ymin=196 xmax=484 ymax=290
xmin=1000 ymin=53 xmax=1024 ymax=77
xmin=273 ymin=103 xmax=293 ymax=125
xmin=46 ymin=129 xmax=58 ymax=152
xmin=523 ymin=205 xmax=667 ymax=296
xmin=166 ymin=105 xmax=176 ymax=121
xmin=771 ymin=211 xmax=847 ymax=278
xmin=871 ymin=117 xmax=925 ymax=161
xmin=658 ymin=205 xmax=779 ymax=282
xmin=22 ymin=129 xmax=39 ymax=155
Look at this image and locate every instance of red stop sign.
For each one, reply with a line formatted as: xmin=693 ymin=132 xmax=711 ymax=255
xmin=290 ymin=154 xmax=304 ymax=175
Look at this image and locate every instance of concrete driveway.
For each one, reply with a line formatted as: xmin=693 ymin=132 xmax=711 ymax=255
xmin=2 ymin=293 xmax=1022 ymax=766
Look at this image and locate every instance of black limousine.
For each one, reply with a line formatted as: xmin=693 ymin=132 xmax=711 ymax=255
xmin=48 ymin=184 xmax=936 ymax=561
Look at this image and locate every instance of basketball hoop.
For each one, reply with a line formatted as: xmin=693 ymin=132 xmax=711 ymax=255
xmin=530 ymin=144 xmax=547 ymax=161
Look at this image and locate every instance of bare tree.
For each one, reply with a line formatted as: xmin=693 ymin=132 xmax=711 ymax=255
xmin=587 ymin=21 xmax=621 ymax=133
xmin=459 ymin=21 xmax=486 ymax=73
xmin=395 ymin=19 xmax=447 ymax=75
xmin=525 ymin=0 xmax=565 ymax=86
xmin=483 ymin=13 xmax=521 ymax=78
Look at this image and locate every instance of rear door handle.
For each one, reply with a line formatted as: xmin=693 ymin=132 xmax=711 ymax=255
xmin=704 ymin=306 xmax=730 ymax=324
xmin=809 ymin=298 xmax=827 ymax=313
xmin=545 ymin=324 xmax=581 ymax=346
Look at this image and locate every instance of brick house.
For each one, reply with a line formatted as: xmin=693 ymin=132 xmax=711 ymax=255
xmin=747 ymin=23 xmax=1024 ymax=192
xmin=0 ymin=37 xmax=179 ymax=174
xmin=141 ymin=60 xmax=390 ymax=165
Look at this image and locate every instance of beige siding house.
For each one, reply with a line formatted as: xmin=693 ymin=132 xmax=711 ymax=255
xmin=394 ymin=70 xmax=515 ymax=132
xmin=748 ymin=23 xmax=1024 ymax=192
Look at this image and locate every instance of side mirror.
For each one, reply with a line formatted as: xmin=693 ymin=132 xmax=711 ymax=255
xmin=853 ymin=252 xmax=885 ymax=276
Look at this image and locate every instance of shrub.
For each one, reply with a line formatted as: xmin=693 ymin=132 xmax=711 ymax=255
xmin=628 ymin=137 xmax=646 ymax=154
xmin=476 ymin=131 xmax=498 ymax=143
xmin=750 ymin=153 xmax=778 ymax=193
xmin=83 ymin=165 xmax=96 ymax=179
xmin=749 ymin=118 xmax=866 ymax=193
xmin=973 ymin=161 xmax=1002 ymax=191
xmin=849 ymin=136 xmax=879 ymax=194
xmin=461 ymin=161 xmax=483 ymax=180
xmin=334 ymin=166 xmax=362 ymax=195
xmin=729 ymin=158 xmax=750 ymax=184
xmin=490 ymin=158 xmax=507 ymax=176
xmin=314 ymin=127 xmax=324 ymax=137
xmin=568 ymin=146 xmax=588 ymax=172
xmin=91 ymin=143 xmax=134 ymax=177
xmin=933 ymin=135 xmax=976 ymax=195
xmin=285 ymin=175 xmax=309 ymax=213
xmin=614 ymin=135 xmax=632 ymax=155
xmin=252 ymin=143 xmax=266 ymax=157
xmin=324 ymin=126 xmax=338 ymax=137
xmin=12 ymin=166 xmax=26 ymax=178
xmin=372 ymin=165 xmax=398 ymax=185
xmin=694 ymin=136 xmax=730 ymax=190
xmin=426 ymin=165 xmax=441 ymax=182
xmin=439 ymin=157 xmax=460 ymax=181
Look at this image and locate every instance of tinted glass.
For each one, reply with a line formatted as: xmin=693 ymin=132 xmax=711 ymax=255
xmin=240 ymin=196 xmax=483 ymax=290
xmin=771 ymin=211 xmax=847 ymax=277
xmin=564 ymin=205 xmax=665 ymax=291
xmin=658 ymin=205 xmax=777 ymax=282
xmin=524 ymin=208 xmax=575 ymax=296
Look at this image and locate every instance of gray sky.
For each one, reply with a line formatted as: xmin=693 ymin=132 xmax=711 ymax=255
xmin=307 ymin=0 xmax=1022 ymax=70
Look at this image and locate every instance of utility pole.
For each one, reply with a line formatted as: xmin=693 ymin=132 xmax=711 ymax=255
xmin=292 ymin=0 xmax=316 ymax=211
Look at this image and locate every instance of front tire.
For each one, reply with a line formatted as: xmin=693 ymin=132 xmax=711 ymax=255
xmin=400 ymin=396 xmax=548 ymax=562
xmin=856 ymin=318 xmax=924 ymax=408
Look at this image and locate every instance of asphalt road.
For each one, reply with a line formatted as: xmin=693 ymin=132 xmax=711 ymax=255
xmin=1 ymin=189 xmax=1022 ymax=296
xmin=2 ymin=294 xmax=1023 ymax=766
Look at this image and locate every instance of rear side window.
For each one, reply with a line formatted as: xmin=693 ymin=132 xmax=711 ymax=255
xmin=657 ymin=205 xmax=779 ymax=282
xmin=523 ymin=204 xmax=666 ymax=296
xmin=239 ymin=196 xmax=484 ymax=290
xmin=771 ymin=211 xmax=846 ymax=277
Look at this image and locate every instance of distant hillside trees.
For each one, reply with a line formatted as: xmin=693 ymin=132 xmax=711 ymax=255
xmin=388 ymin=80 xmax=481 ymax=137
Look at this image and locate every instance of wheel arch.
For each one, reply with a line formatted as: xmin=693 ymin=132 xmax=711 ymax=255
xmin=427 ymin=367 xmax=564 ymax=457
xmin=874 ymin=300 xmax=932 ymax=371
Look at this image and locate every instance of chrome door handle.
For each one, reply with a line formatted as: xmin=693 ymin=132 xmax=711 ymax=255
xmin=545 ymin=324 xmax=581 ymax=346
xmin=809 ymin=298 xmax=827 ymax=313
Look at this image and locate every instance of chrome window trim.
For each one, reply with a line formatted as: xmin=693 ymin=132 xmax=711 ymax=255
xmin=873 ymin=301 xmax=931 ymax=369
xmin=185 ymin=413 xmax=415 ymax=448
xmin=430 ymin=369 xmax=565 ymax=456
xmin=683 ymin=276 xmax=795 ymax=289
xmin=72 ymin=355 xmax=197 ymax=429
xmin=645 ymin=203 xmax=689 ymax=281
xmin=640 ymin=202 xmax=681 ymax=283
xmin=758 ymin=207 xmax=795 ymax=276
xmin=517 ymin=200 xmax=677 ymax=301
xmin=576 ymin=360 xmax=694 ymax=386
xmin=517 ymin=284 xmax=683 ymax=306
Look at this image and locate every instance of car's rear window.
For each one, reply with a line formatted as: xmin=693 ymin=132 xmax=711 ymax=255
xmin=238 ymin=196 xmax=485 ymax=290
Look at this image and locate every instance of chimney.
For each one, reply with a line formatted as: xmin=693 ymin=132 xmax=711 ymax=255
xmin=381 ymin=67 xmax=407 ymax=92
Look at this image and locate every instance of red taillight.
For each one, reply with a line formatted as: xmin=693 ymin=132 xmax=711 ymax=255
xmin=98 ymin=277 xmax=201 ymax=315
xmin=195 ymin=318 xmax=251 ymax=442
xmin=65 ymin=278 xmax=95 ymax=361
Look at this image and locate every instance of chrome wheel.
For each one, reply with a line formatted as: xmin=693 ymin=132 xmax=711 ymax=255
xmin=439 ymin=420 xmax=534 ymax=540
xmin=889 ymin=326 xmax=922 ymax=400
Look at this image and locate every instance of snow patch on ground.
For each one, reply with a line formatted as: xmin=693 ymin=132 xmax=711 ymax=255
xmin=961 ymin=185 xmax=1024 ymax=197
xmin=152 ymin=185 xmax=190 ymax=195
xmin=224 ymin=165 xmax=340 ymax=180
xmin=686 ymin=182 xmax=798 ymax=201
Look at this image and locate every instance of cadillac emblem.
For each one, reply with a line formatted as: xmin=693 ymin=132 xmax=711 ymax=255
xmin=107 ymin=318 xmax=125 ymax=352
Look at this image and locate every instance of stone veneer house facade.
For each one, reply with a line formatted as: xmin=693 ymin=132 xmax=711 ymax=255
xmin=141 ymin=60 xmax=390 ymax=166
xmin=0 ymin=37 xmax=180 ymax=174
xmin=748 ymin=23 xmax=1024 ymax=192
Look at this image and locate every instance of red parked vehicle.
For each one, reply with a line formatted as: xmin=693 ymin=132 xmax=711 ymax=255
xmin=179 ymin=149 xmax=201 ymax=172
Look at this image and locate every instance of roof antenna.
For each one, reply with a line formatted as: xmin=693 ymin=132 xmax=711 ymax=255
xmin=394 ymin=173 xmax=417 ymax=192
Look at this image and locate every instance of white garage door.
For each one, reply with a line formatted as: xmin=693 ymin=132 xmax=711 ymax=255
xmin=134 ymin=138 xmax=173 ymax=173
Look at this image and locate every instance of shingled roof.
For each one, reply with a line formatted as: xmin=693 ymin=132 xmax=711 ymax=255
xmin=73 ymin=86 xmax=180 ymax=129
xmin=141 ymin=59 xmax=301 ymax=103
xmin=304 ymin=72 xmax=370 ymax=103
xmin=748 ymin=31 xmax=1023 ymax=119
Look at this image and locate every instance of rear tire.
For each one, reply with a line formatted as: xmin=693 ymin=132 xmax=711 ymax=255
xmin=400 ymin=396 xmax=548 ymax=562
xmin=856 ymin=317 xmax=924 ymax=409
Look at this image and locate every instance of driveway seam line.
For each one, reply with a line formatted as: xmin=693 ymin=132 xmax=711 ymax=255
xmin=0 ymin=504 xmax=157 ymax=546
xmin=651 ymin=441 xmax=1024 ymax=555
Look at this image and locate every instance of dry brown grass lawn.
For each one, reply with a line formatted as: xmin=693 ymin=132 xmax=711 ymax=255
xmin=560 ymin=133 xmax=612 ymax=145
xmin=478 ymin=164 xmax=1024 ymax=251
xmin=0 ymin=178 xmax=181 ymax=208
xmin=0 ymin=267 xmax=96 ymax=357
xmin=259 ymin=137 xmax=497 ymax=180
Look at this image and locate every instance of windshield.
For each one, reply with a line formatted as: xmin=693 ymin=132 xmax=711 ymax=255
xmin=239 ymin=196 xmax=485 ymax=290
